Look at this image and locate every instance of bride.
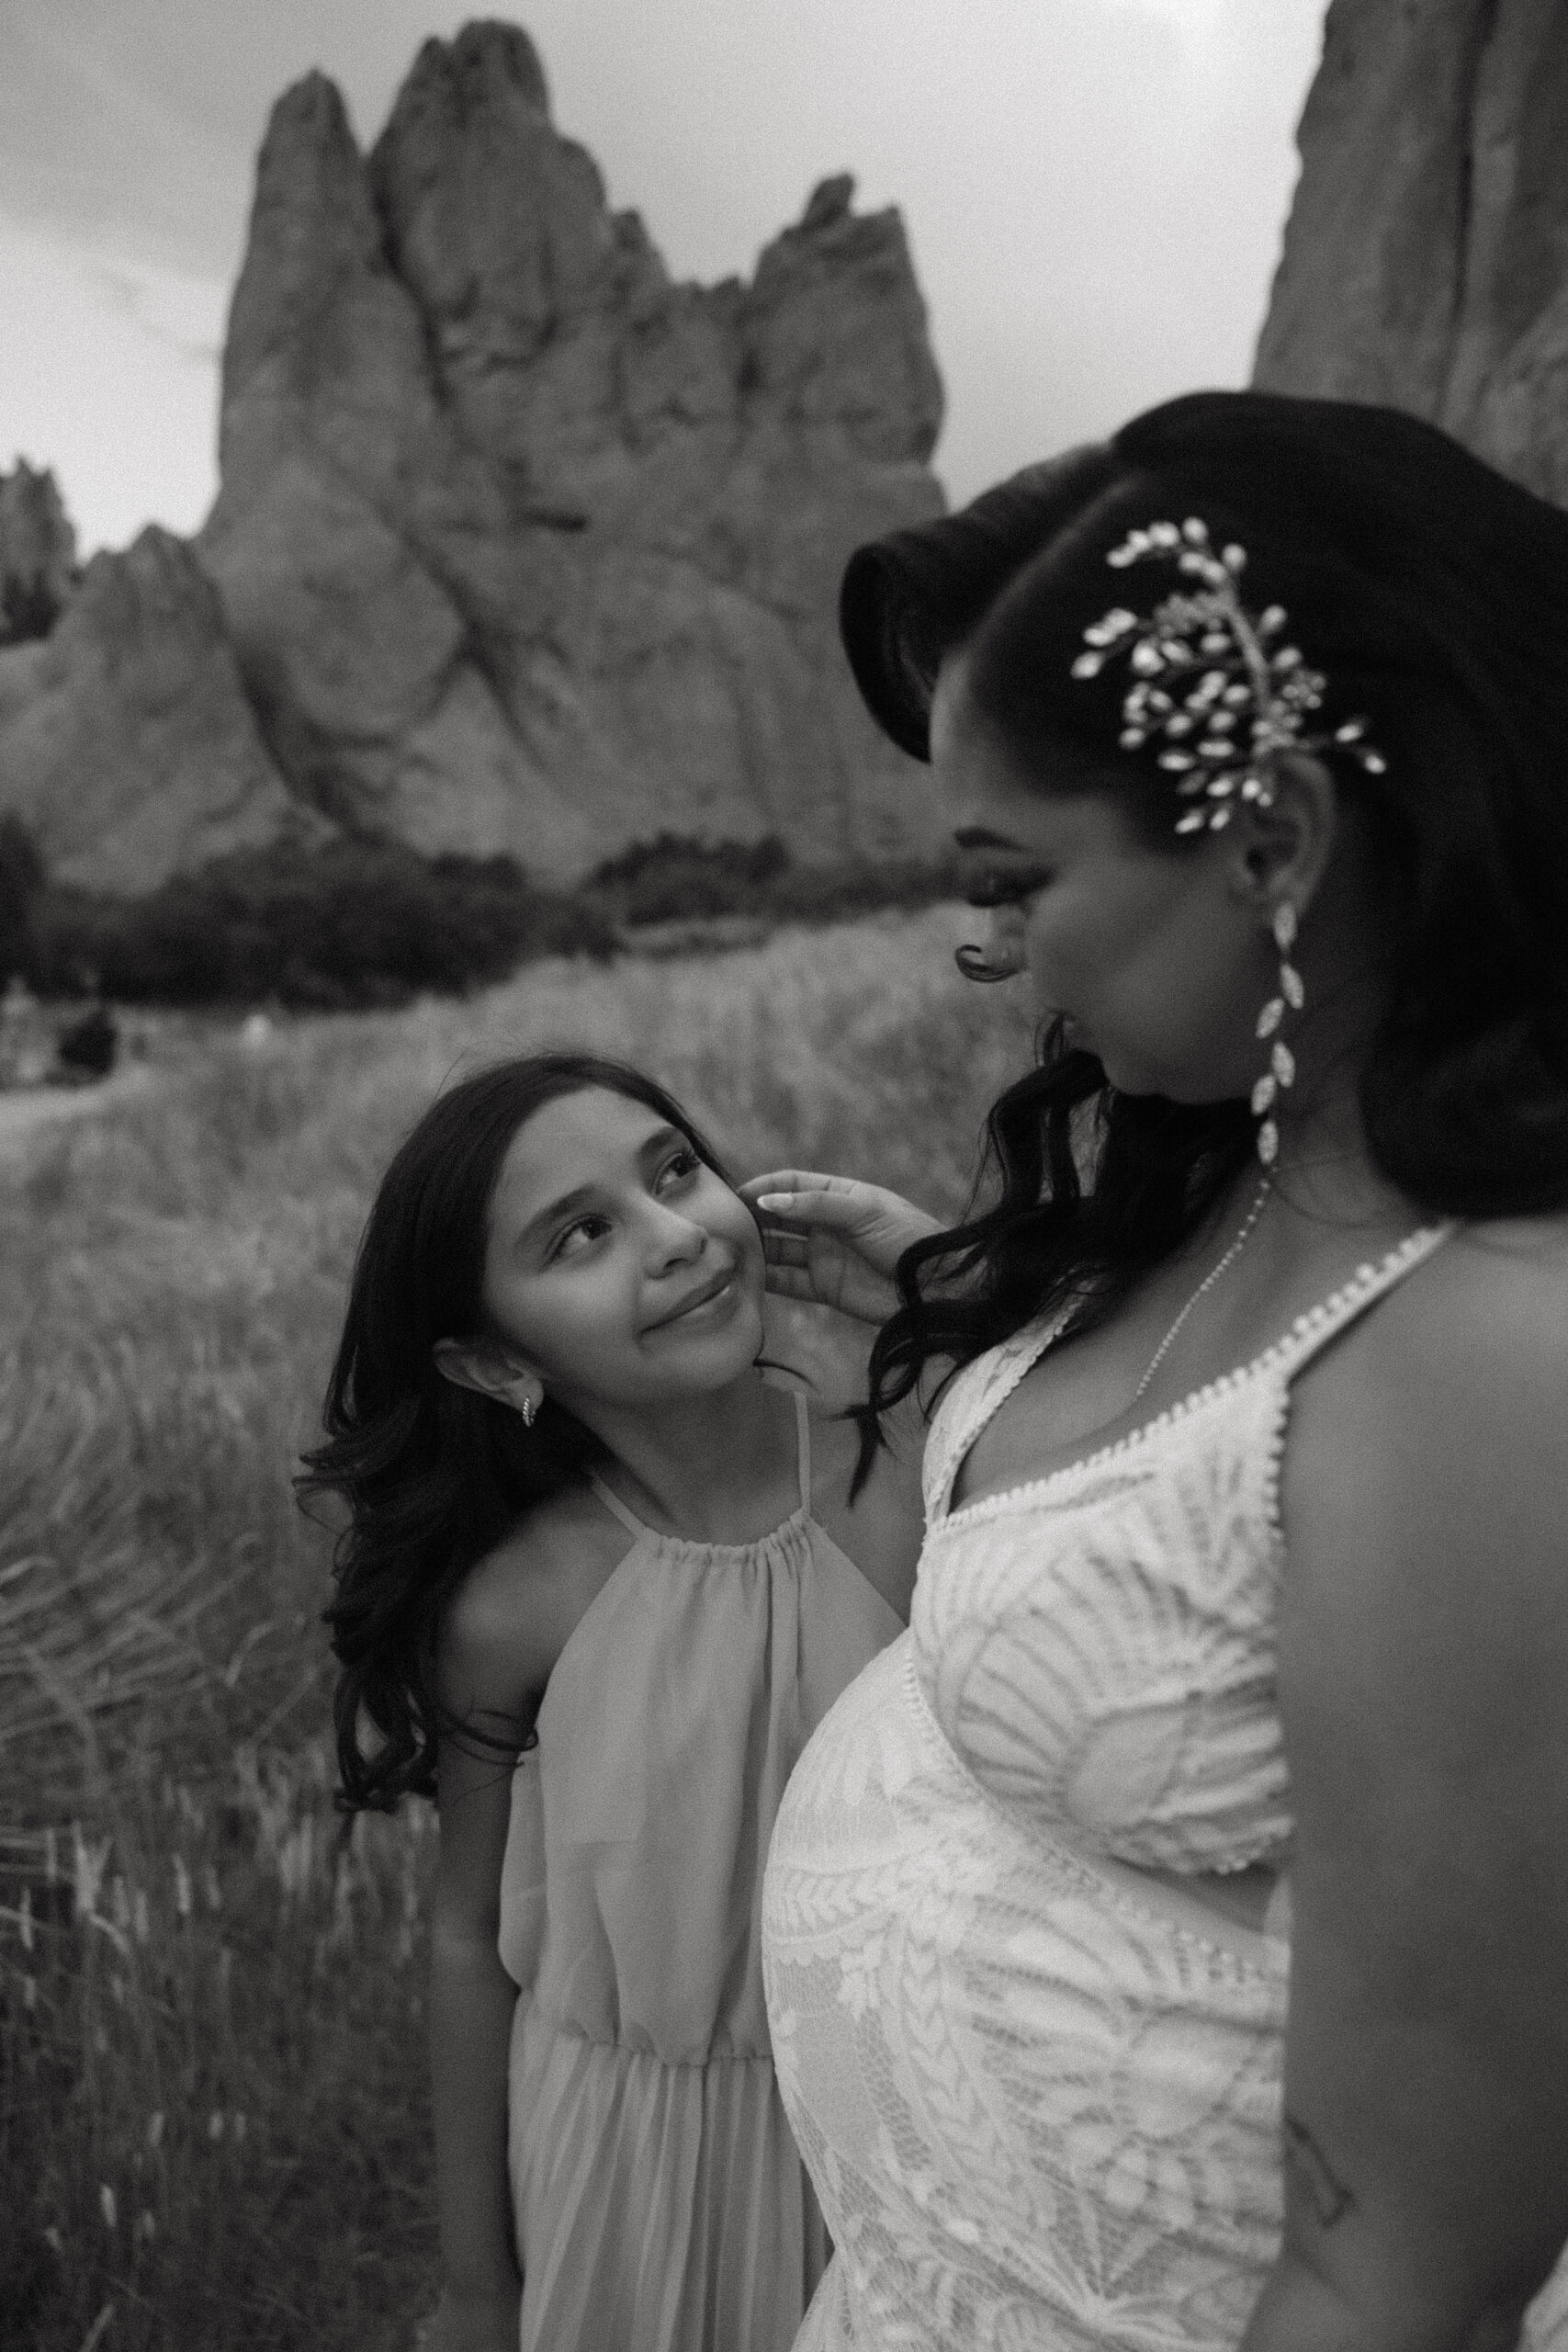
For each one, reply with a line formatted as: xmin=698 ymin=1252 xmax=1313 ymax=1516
xmin=750 ymin=390 xmax=1568 ymax=2350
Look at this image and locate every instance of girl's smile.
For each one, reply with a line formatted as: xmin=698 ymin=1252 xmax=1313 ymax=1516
xmin=478 ymin=1088 xmax=767 ymax=1409
xmin=642 ymin=1267 xmax=740 ymax=1335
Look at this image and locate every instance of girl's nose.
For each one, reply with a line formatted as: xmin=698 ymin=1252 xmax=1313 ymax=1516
xmin=642 ymin=1200 xmax=706 ymax=1270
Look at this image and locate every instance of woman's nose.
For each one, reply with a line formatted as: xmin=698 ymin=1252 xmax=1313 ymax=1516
xmin=988 ymin=912 xmax=1028 ymax=975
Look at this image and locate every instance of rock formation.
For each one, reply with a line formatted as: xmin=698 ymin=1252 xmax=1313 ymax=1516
xmin=1255 ymin=0 xmax=1568 ymax=510
xmin=0 ymin=528 xmax=320 ymax=895
xmin=197 ymin=20 xmax=948 ymax=878
xmin=0 ymin=461 xmax=76 ymax=644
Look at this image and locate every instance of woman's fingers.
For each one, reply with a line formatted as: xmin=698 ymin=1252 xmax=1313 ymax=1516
xmin=739 ymin=1169 xmax=842 ymax=1212
xmin=742 ymin=1170 xmax=897 ymax=1233
xmin=760 ymin=1224 xmax=814 ymax=1271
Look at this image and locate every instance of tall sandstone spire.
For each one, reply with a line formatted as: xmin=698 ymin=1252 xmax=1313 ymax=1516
xmin=198 ymin=19 xmax=948 ymax=878
xmin=1255 ymin=0 xmax=1568 ymax=509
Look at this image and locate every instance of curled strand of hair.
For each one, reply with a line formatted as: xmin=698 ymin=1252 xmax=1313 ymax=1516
xmin=954 ymin=942 xmax=1021 ymax=984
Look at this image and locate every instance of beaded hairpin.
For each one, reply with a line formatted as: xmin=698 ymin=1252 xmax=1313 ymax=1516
xmin=1070 ymin=517 xmax=1386 ymax=833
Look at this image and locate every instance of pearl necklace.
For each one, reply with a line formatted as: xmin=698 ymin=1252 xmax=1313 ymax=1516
xmin=1130 ymin=1175 xmax=1274 ymax=1406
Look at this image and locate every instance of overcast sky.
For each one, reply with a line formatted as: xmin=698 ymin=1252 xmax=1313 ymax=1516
xmin=0 ymin=0 xmax=1325 ymax=555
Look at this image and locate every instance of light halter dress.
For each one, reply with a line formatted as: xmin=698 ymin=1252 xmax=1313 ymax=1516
xmin=762 ymin=1228 xmax=1568 ymax=2350
xmin=498 ymin=1382 xmax=902 ymax=2352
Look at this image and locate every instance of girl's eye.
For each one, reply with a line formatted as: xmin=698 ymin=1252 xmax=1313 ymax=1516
xmin=548 ymin=1213 xmax=611 ymax=1262
xmin=654 ymin=1146 xmax=701 ymax=1193
xmin=964 ymin=865 xmax=1053 ymax=909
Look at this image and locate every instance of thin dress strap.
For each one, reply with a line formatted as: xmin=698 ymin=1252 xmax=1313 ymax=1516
xmin=923 ymin=1306 xmax=1075 ymax=1525
xmin=792 ymin=1385 xmax=812 ymax=1516
xmin=585 ymin=1467 xmax=651 ymax=1541
xmin=1271 ymin=1222 xmax=1456 ymax=1382
xmin=585 ymin=1384 xmax=814 ymax=1539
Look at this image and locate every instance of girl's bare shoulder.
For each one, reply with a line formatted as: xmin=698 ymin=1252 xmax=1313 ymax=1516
xmin=439 ymin=1479 xmax=630 ymax=1711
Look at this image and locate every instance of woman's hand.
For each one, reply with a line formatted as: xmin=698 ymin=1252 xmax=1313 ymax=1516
xmin=740 ymin=1170 xmax=945 ymax=1325
xmin=417 ymin=2283 xmax=520 ymax=2352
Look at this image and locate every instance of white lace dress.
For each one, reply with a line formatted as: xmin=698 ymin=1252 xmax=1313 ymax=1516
xmin=761 ymin=1230 xmax=1568 ymax=2350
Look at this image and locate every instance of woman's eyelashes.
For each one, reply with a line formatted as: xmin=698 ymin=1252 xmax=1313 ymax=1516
xmin=962 ymin=865 xmax=1053 ymax=909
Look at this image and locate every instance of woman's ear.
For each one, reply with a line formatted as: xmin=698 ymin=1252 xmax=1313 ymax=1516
xmin=432 ymin=1339 xmax=544 ymax=1424
xmin=1222 ymin=752 xmax=1338 ymax=922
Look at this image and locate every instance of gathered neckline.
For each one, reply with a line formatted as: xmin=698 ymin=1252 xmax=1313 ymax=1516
xmin=596 ymin=1502 xmax=815 ymax=1560
xmin=935 ymin=1222 xmax=1452 ymax=1529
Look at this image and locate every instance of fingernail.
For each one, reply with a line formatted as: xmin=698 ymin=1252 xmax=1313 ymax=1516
xmin=756 ymin=1194 xmax=787 ymax=1210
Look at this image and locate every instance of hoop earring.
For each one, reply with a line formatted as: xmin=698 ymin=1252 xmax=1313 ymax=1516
xmin=1251 ymin=900 xmax=1303 ymax=1166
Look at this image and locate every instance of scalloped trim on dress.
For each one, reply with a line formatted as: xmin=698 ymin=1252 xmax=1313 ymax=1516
xmin=932 ymin=1224 xmax=1453 ymax=1532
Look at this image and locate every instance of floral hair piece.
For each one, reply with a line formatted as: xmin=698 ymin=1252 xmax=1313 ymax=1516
xmin=1070 ymin=517 xmax=1387 ymax=833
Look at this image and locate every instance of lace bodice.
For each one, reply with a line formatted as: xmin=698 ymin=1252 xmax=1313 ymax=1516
xmin=910 ymin=1227 xmax=1451 ymax=1880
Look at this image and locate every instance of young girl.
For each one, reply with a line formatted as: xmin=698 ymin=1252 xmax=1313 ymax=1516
xmin=301 ymin=1053 xmax=922 ymax=2352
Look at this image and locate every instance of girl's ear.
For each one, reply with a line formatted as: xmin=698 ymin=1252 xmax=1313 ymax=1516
xmin=432 ymin=1339 xmax=544 ymax=1422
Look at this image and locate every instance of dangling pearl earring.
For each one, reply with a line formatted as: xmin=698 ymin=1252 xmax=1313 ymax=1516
xmin=519 ymin=1393 xmax=536 ymax=1429
xmin=1252 ymin=900 xmax=1303 ymax=1167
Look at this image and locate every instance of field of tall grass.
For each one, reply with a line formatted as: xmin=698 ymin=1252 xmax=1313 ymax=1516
xmin=0 ymin=908 xmax=1036 ymax=2352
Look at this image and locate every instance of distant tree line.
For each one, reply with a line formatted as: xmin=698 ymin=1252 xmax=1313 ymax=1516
xmin=0 ymin=819 xmax=953 ymax=1010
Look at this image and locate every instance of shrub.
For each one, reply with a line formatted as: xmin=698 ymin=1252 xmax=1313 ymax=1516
xmin=0 ymin=814 xmax=45 ymax=979
xmin=24 ymin=841 xmax=616 ymax=1011
xmin=15 ymin=831 xmax=957 ymax=1012
xmin=586 ymin=832 xmax=954 ymax=930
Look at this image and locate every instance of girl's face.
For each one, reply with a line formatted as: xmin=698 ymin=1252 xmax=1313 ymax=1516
xmin=932 ymin=660 xmax=1271 ymax=1102
xmin=475 ymin=1088 xmax=766 ymax=1413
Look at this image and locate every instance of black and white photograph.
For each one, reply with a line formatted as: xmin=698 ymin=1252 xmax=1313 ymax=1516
xmin=3 ymin=4 xmax=1566 ymax=2348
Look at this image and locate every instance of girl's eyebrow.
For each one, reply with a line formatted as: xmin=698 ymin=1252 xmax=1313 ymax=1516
xmin=514 ymin=1182 xmax=597 ymax=1253
xmin=513 ymin=1125 xmax=687 ymax=1253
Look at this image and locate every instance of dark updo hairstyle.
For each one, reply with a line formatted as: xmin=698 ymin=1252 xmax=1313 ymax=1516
xmin=841 ymin=390 xmax=1568 ymax=1458
xmin=300 ymin=1053 xmax=730 ymax=1811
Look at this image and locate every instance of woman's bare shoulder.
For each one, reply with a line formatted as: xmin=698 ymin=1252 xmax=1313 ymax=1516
xmin=1367 ymin=1206 xmax=1568 ymax=1396
xmin=1283 ymin=1205 xmax=1568 ymax=1703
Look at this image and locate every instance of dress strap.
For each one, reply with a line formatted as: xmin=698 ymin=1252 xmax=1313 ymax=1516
xmin=792 ymin=1385 xmax=812 ymax=1516
xmin=585 ymin=1468 xmax=651 ymax=1541
xmin=922 ymin=1305 xmax=1076 ymax=1525
xmin=1273 ymin=1222 xmax=1456 ymax=1383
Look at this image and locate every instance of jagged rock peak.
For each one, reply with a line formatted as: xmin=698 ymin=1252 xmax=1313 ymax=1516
xmin=252 ymin=68 xmax=376 ymax=230
xmin=222 ymin=66 xmax=389 ymax=419
xmin=0 ymin=462 xmax=77 ymax=643
xmin=0 ymin=526 xmax=312 ymax=895
xmin=799 ymin=175 xmax=856 ymax=234
xmin=370 ymin=18 xmax=636 ymax=379
xmin=397 ymin=19 xmax=552 ymax=124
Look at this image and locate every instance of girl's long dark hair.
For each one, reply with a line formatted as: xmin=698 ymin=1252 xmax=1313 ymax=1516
xmin=840 ymin=390 xmax=1568 ymax=1462
xmin=299 ymin=1054 xmax=729 ymax=1811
